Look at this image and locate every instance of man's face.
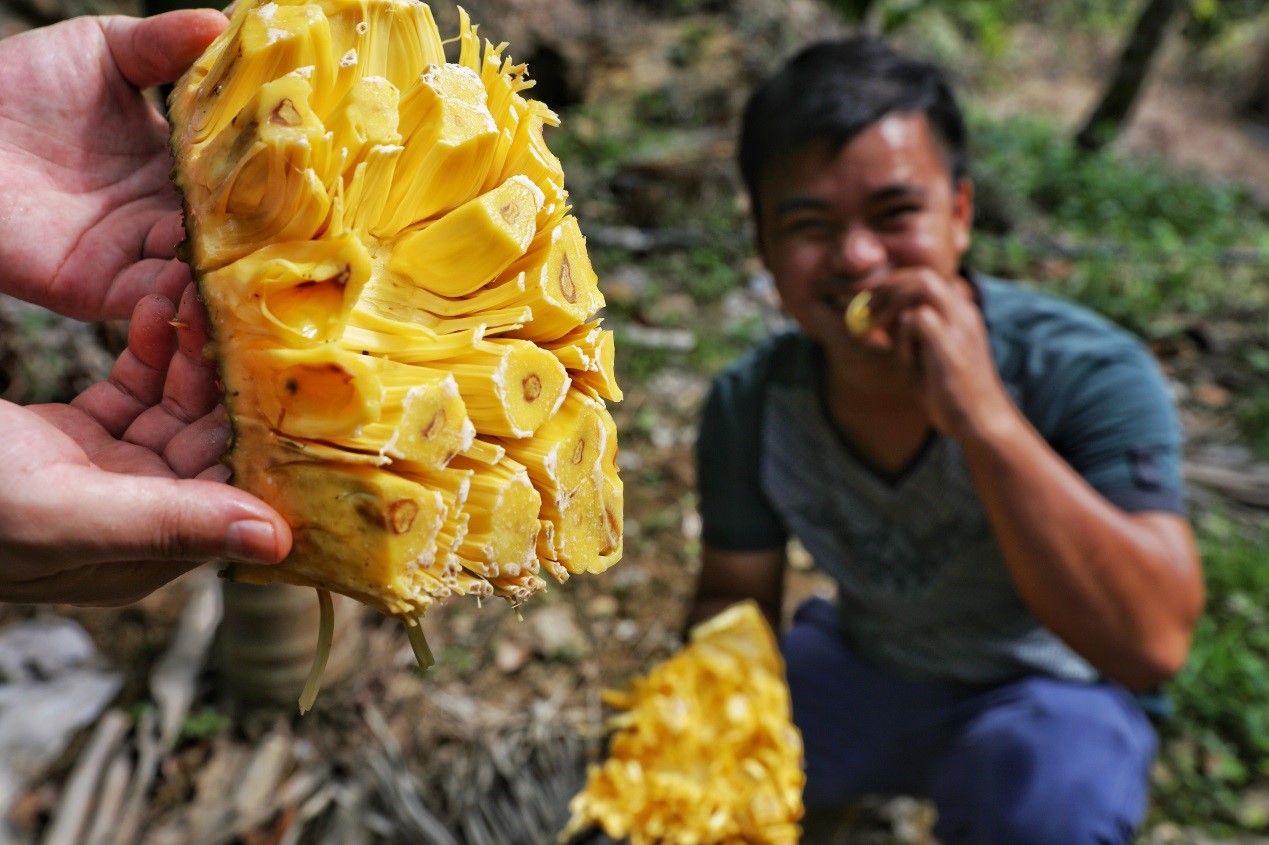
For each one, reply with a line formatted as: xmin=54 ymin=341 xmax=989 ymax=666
xmin=755 ymin=112 xmax=973 ymax=355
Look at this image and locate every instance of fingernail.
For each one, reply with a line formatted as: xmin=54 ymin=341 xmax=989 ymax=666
xmin=226 ymin=520 xmax=282 ymax=564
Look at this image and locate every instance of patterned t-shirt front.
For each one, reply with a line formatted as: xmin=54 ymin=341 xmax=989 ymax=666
xmin=696 ymin=275 xmax=1185 ymax=685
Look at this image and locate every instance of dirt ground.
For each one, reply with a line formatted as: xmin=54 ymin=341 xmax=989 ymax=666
xmin=0 ymin=1 xmax=1266 ymax=843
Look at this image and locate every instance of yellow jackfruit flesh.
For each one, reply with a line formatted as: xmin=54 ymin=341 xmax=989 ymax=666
xmin=169 ymin=0 xmax=622 ymax=698
xmin=562 ymin=602 xmax=805 ymax=845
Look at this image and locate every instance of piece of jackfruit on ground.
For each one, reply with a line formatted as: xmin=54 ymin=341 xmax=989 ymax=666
xmin=168 ymin=0 xmax=622 ymax=690
xmin=561 ymin=601 xmax=805 ymax=845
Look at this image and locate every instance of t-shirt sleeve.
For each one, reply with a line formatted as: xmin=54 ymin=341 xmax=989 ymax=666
xmin=1042 ymin=342 xmax=1186 ymax=515
xmin=696 ymin=360 xmax=788 ymax=551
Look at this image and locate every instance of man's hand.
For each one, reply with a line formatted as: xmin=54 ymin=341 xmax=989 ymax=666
xmin=0 ymin=287 xmax=291 ymax=606
xmin=0 ymin=10 xmax=227 ymax=321
xmin=860 ymin=268 xmax=1015 ymax=439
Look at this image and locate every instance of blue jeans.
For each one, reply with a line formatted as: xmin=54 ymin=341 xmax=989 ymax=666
xmin=783 ymin=598 xmax=1158 ymax=845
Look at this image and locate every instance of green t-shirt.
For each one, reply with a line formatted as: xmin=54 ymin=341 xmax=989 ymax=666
xmin=696 ymin=275 xmax=1185 ymax=685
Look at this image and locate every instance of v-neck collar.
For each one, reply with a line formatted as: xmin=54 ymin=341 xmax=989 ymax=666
xmin=813 ymin=346 xmax=940 ymax=487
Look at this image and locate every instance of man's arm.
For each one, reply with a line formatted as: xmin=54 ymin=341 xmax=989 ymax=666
xmin=869 ymin=269 xmax=1203 ymax=691
xmin=688 ymin=545 xmax=788 ymax=633
xmin=960 ymin=412 xmax=1203 ymax=691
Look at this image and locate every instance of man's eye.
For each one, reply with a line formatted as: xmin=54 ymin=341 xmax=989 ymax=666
xmin=873 ymin=205 xmax=921 ymax=230
xmin=882 ymin=204 xmax=920 ymax=219
xmin=785 ymin=219 xmax=833 ymax=236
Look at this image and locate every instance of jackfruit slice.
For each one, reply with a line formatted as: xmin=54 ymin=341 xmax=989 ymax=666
xmin=503 ymin=217 xmax=605 ymax=342
xmin=171 ymin=0 xmax=623 ymax=707
xmin=562 ymin=602 xmax=805 ymax=845
xmin=387 ymin=175 xmax=543 ymax=297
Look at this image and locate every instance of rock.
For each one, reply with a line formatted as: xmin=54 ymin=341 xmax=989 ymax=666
xmin=588 ymin=595 xmax=620 ymax=619
xmin=495 ymin=640 xmax=533 ymax=675
xmin=1193 ymin=381 xmax=1231 ymax=408
xmin=0 ymin=618 xmax=123 ymax=844
xmin=529 ymin=605 xmax=589 ymax=661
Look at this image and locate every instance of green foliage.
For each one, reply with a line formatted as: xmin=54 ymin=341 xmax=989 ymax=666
xmin=548 ymin=107 xmax=635 ymax=178
xmin=1184 ymin=0 xmax=1269 ymax=45
xmin=1239 ymin=394 xmax=1269 ymax=461
xmin=1153 ymin=517 xmax=1269 ymax=829
xmin=968 ymin=111 xmax=1269 ymax=451
xmin=885 ymin=0 xmax=1014 ymax=56
xmin=619 ymin=343 xmax=673 ymax=386
xmin=180 ymin=705 xmax=230 ymax=741
xmin=830 ymin=0 xmax=1140 ymax=50
xmin=970 ymin=113 xmax=1265 ymax=261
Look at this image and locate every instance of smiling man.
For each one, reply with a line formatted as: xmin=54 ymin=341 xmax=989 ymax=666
xmin=687 ymin=37 xmax=1204 ymax=844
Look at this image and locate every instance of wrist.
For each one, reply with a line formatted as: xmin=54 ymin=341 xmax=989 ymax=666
xmin=950 ymin=391 xmax=1031 ymax=455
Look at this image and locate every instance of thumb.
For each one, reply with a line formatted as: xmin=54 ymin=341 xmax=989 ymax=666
xmin=51 ymin=465 xmax=292 ymax=566
xmin=102 ymin=9 xmax=229 ymax=91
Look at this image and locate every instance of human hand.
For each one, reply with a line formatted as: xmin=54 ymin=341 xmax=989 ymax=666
xmin=0 ymin=286 xmax=291 ymax=606
xmin=0 ymin=9 xmax=227 ymax=321
xmin=859 ymin=269 xmax=1016 ymax=440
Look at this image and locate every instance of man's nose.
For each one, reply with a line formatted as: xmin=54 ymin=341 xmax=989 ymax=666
xmin=832 ymin=229 xmax=885 ymax=277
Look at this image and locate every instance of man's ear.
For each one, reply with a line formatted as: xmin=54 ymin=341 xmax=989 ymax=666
xmin=952 ymin=177 xmax=974 ymax=255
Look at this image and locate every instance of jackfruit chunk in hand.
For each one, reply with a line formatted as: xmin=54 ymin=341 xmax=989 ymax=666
xmin=170 ymin=0 xmax=624 ymax=674
xmin=227 ymin=462 xmax=448 ymax=618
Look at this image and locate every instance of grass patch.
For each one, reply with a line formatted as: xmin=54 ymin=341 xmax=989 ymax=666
xmin=1153 ymin=515 xmax=1269 ymax=830
xmin=969 ymin=112 xmax=1268 ymax=329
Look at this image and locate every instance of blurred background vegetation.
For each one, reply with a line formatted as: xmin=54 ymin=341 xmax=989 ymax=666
xmin=0 ymin=0 xmax=1265 ymax=839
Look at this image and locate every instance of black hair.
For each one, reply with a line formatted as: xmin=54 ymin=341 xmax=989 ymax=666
xmin=738 ymin=36 xmax=968 ymax=211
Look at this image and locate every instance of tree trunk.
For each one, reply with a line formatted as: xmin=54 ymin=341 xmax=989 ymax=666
xmin=1243 ymin=40 xmax=1269 ymax=125
xmin=1076 ymin=0 xmax=1182 ymax=151
xmin=217 ymin=582 xmax=364 ymax=709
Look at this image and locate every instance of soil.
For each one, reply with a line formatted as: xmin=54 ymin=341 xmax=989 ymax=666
xmin=0 ymin=1 xmax=1265 ymax=843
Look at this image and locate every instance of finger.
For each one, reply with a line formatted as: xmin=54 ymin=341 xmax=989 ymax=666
xmin=128 ymin=294 xmax=180 ymax=371
xmin=71 ymin=295 xmax=178 ymax=436
xmin=895 ymin=310 xmax=916 ymax=372
xmin=910 ymin=305 xmax=962 ymax=377
xmin=163 ymin=407 xmax=231 ymax=479
xmin=27 ymin=402 xmax=177 ymax=477
xmin=143 ymin=211 xmax=188 ymax=262
xmin=866 ymin=269 xmax=954 ymax=329
xmin=118 ymin=284 xmax=218 ymax=440
xmin=176 ymin=283 xmax=216 ymax=368
xmin=120 ymin=291 xmax=221 ymax=454
xmin=102 ymin=257 xmax=192 ymax=321
xmin=87 ymin=436 xmax=181 ymax=477
xmin=101 ymin=10 xmax=229 ymax=91
xmin=197 ymin=463 xmax=232 ymax=483
xmin=165 ymin=284 xmax=222 ymax=418
xmin=29 ymin=464 xmax=291 ymax=567
xmin=121 ymin=402 xmax=193 ymax=456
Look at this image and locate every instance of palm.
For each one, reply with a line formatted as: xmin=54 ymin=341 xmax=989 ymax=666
xmin=0 ymin=400 xmax=201 ymax=605
xmin=0 ymin=288 xmax=288 ymax=606
xmin=0 ymin=12 xmax=225 ymax=321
